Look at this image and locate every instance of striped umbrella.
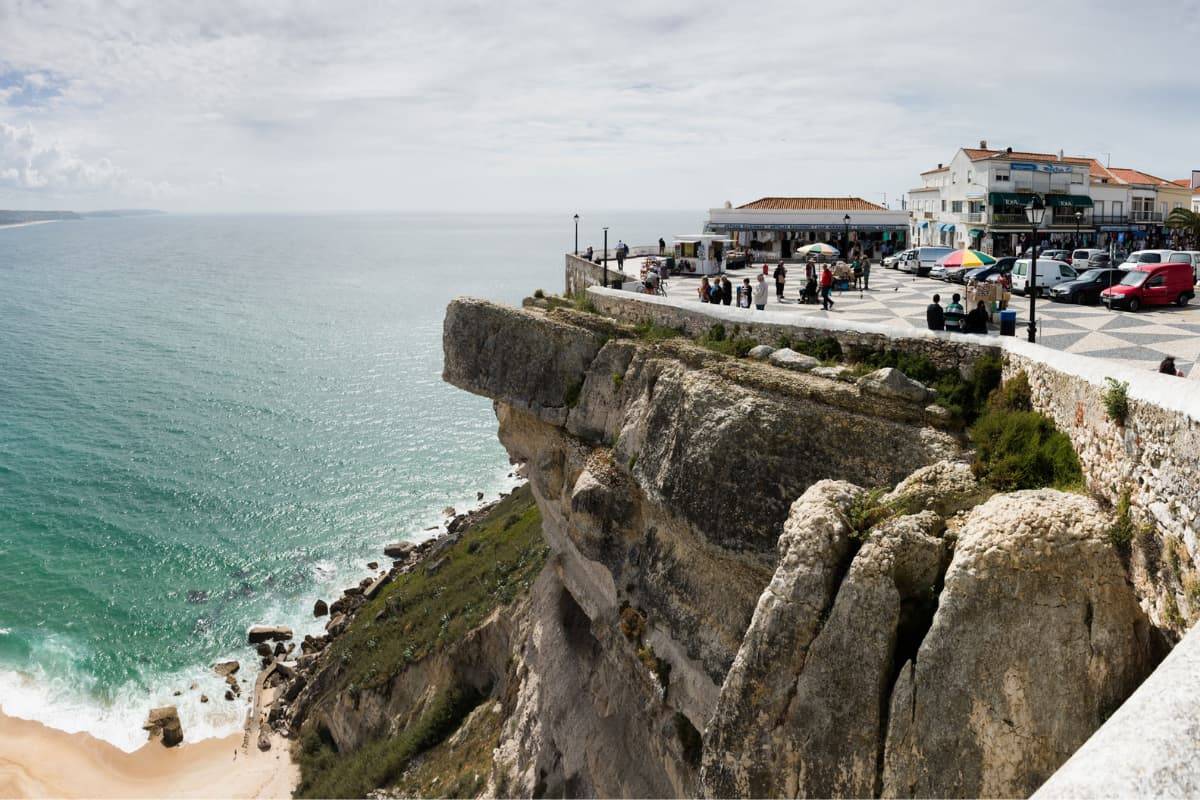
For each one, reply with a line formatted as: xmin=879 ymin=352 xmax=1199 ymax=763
xmin=939 ymin=249 xmax=997 ymax=268
xmin=797 ymin=243 xmax=839 ymax=257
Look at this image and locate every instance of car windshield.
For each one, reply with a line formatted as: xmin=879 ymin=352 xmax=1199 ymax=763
xmin=1120 ymin=271 xmax=1149 ymax=287
xmin=1134 ymin=252 xmax=1162 ymax=263
xmin=1077 ymin=269 xmax=1103 ymax=282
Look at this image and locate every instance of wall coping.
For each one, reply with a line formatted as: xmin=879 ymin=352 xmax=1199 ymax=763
xmin=586 ymin=286 xmax=1200 ymax=424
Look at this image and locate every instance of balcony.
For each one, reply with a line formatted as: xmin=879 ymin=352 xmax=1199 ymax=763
xmin=1130 ymin=210 xmax=1163 ymax=223
xmin=963 ymin=212 xmax=984 ymax=223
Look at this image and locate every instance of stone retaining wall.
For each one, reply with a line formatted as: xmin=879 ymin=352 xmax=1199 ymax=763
xmin=565 ymin=254 xmax=610 ymax=295
xmin=585 ymin=286 xmax=997 ymax=373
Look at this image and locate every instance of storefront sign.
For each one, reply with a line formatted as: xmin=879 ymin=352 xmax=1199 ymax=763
xmin=1010 ymin=162 xmax=1075 ymax=174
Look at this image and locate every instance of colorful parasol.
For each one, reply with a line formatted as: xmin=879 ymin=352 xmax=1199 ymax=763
xmin=797 ymin=243 xmax=840 ymax=257
xmin=939 ymin=249 xmax=997 ymax=268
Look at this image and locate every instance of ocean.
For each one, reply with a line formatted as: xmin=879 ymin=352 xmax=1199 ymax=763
xmin=0 ymin=211 xmax=698 ymax=750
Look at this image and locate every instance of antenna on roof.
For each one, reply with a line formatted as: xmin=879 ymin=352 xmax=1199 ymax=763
xmin=1103 ymin=152 xmax=1111 ymax=168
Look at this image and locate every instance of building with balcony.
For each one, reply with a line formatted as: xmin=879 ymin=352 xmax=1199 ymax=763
xmin=908 ymin=142 xmax=1189 ymax=255
xmin=705 ymin=197 xmax=908 ymax=260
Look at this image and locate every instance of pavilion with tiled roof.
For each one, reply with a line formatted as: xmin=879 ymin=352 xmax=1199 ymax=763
xmin=707 ymin=196 xmax=909 ymax=260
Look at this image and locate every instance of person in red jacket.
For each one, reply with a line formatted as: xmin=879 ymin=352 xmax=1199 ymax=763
xmin=819 ymin=265 xmax=834 ymax=311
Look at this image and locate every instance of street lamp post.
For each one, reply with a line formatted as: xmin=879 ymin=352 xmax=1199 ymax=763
xmin=602 ymin=227 xmax=609 ymax=288
xmin=843 ymin=214 xmax=851 ymax=257
xmin=574 ymin=214 xmax=580 ymax=256
xmin=1074 ymin=209 xmax=1082 ymax=249
xmin=1026 ymin=195 xmax=1046 ymax=343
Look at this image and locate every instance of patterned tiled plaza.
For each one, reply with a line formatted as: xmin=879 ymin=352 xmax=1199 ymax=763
xmin=631 ymin=258 xmax=1200 ymax=376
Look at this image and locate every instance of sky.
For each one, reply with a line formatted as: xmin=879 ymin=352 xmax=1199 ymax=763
xmin=1 ymin=0 xmax=1198 ymax=213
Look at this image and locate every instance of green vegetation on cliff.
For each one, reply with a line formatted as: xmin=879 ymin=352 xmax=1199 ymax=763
xmin=294 ymin=484 xmax=547 ymax=798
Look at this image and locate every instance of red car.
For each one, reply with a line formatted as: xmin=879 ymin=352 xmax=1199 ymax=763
xmin=1101 ymin=261 xmax=1195 ymax=311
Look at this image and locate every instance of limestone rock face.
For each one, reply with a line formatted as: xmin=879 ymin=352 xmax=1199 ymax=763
xmin=858 ymin=367 xmax=933 ymax=403
xmin=885 ymin=459 xmax=987 ymax=517
xmin=881 ymin=490 xmax=1155 ymax=799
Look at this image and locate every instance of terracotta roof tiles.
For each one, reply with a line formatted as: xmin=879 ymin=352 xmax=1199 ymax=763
xmin=737 ymin=197 xmax=888 ymax=211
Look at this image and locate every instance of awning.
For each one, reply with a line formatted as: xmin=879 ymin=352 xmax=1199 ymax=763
xmin=968 ymin=228 xmax=984 ymax=236
xmin=1044 ymin=194 xmax=1094 ymax=208
xmin=919 ymin=221 xmax=929 ymax=228
xmin=940 ymin=223 xmax=956 ymax=232
xmin=988 ymin=191 xmax=1028 ymax=206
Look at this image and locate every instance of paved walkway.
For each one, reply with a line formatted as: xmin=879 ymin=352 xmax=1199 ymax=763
xmin=620 ymin=257 xmax=1200 ymax=376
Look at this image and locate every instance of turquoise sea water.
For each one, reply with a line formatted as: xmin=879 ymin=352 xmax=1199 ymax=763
xmin=0 ymin=212 xmax=696 ymax=749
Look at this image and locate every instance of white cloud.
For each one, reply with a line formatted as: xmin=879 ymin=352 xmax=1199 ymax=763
xmin=0 ymin=0 xmax=1197 ymax=211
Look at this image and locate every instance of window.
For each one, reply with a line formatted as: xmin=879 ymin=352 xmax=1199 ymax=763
xmin=1161 ymin=202 xmax=1168 ymax=216
xmin=995 ymin=173 xmax=1010 ymax=182
xmin=1095 ymin=200 xmax=1105 ymax=216
xmin=967 ymin=171 xmax=973 ymax=183
xmin=951 ymin=201 xmax=963 ymax=213
xmin=1147 ymin=275 xmax=1165 ymax=288
xmin=1113 ymin=201 xmax=1123 ymax=216
xmin=941 ymin=200 xmax=947 ymax=211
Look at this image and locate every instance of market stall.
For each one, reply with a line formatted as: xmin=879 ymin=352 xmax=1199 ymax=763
xmin=673 ymin=235 xmax=732 ymax=276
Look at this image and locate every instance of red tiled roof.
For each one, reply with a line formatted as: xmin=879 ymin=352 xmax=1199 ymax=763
xmin=920 ymin=166 xmax=949 ymax=175
xmin=965 ymin=147 xmax=1091 ymax=165
xmin=1108 ymin=167 xmax=1172 ymax=186
xmin=1171 ymin=178 xmax=1191 ymax=187
xmin=737 ymin=197 xmax=888 ymax=211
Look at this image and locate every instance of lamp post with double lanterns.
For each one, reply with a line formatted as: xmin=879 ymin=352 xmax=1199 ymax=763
xmin=1025 ymin=195 xmax=1046 ymax=343
xmin=574 ymin=214 xmax=580 ymax=256
xmin=843 ymin=214 xmax=851 ymax=258
xmin=1074 ymin=209 xmax=1083 ymax=249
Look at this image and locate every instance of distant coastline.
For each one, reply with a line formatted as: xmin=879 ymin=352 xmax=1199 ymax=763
xmin=0 ymin=209 xmax=165 ymax=228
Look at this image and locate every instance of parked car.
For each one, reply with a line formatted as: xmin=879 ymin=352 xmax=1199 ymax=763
xmin=1119 ymin=249 xmax=1192 ymax=269
xmin=898 ymin=246 xmax=954 ymax=276
xmin=1070 ymin=248 xmax=1104 ymax=266
xmin=962 ymin=257 xmax=1017 ymax=284
xmin=882 ymin=249 xmax=913 ymax=269
xmin=1040 ymin=249 xmax=1071 ymax=263
xmin=1010 ymin=258 xmax=1076 ymax=296
xmin=1086 ymin=253 xmax=1114 ymax=268
xmin=1173 ymin=251 xmax=1200 ymax=279
xmin=1101 ymin=262 xmax=1196 ymax=311
xmin=1049 ymin=268 xmax=1128 ymax=304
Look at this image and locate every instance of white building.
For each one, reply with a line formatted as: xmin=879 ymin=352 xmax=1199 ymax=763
xmin=908 ymin=142 xmax=1188 ymax=255
xmin=705 ymin=197 xmax=909 ymax=260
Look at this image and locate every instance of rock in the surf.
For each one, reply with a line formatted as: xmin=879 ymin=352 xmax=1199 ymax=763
xmin=313 ymin=599 xmax=328 ymax=617
xmin=143 ymin=706 xmax=184 ymax=748
xmin=247 ymin=625 xmax=293 ymax=644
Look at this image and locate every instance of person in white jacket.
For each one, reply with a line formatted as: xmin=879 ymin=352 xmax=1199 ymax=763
xmin=752 ymin=274 xmax=769 ymax=310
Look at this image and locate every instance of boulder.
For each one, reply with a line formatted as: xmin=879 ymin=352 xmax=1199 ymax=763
xmin=747 ymin=344 xmax=775 ymax=361
xmin=442 ymin=506 xmax=456 ymax=516
xmin=325 ymin=613 xmax=349 ymax=637
xmin=313 ymin=599 xmax=328 ymax=617
xmin=255 ymin=642 xmax=273 ymax=658
xmin=363 ymin=572 xmax=392 ymax=601
xmin=476 ymin=491 xmax=485 ymax=501
xmin=273 ymin=642 xmax=286 ymax=657
xmin=257 ymin=730 xmax=272 ymax=752
xmin=342 ymin=585 xmax=363 ymax=597
xmin=881 ymin=490 xmax=1156 ymax=798
xmin=884 ymin=459 xmax=988 ymax=518
xmin=767 ymin=347 xmax=819 ymax=371
xmin=426 ymin=556 xmax=449 ymax=576
xmin=143 ymin=706 xmax=183 ymax=748
xmin=383 ymin=541 xmax=414 ymax=559
xmin=247 ymin=625 xmax=293 ymax=644
xmin=212 ymin=660 xmax=239 ymax=678
xmin=200 ymin=694 xmax=209 ymax=704
xmin=810 ymin=365 xmax=855 ymax=382
xmin=225 ymin=690 xmax=235 ymax=702
xmin=857 ymin=367 xmax=933 ymax=404
xmin=366 ymin=561 xmax=379 ymax=571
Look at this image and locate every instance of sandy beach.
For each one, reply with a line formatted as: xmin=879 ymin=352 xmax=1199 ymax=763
xmin=0 ymin=710 xmax=295 ymax=799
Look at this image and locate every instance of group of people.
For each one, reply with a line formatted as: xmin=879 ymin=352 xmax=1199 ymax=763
xmin=925 ymin=293 xmax=990 ymax=334
xmin=696 ymin=262 xmax=841 ymax=312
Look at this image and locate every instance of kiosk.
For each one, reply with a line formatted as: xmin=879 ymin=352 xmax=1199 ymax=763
xmin=673 ymin=235 xmax=732 ymax=276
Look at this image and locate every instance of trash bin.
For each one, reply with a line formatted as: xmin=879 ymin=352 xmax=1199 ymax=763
xmin=999 ymin=309 xmax=1017 ymax=337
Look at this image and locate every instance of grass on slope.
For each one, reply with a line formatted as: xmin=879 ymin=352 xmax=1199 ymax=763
xmin=320 ymin=483 xmax=546 ymax=697
xmin=293 ymin=484 xmax=547 ymax=798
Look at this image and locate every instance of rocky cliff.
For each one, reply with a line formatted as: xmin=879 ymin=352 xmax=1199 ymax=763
xmin=286 ymin=297 xmax=1166 ymax=799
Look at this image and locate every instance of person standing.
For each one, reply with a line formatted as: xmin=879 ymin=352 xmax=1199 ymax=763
xmin=753 ymin=274 xmax=769 ymax=310
xmin=738 ymin=278 xmax=752 ymax=308
xmin=720 ymin=276 xmax=733 ymax=305
xmin=773 ymin=261 xmax=787 ymax=301
xmin=861 ymin=257 xmax=871 ymax=290
xmin=819 ymin=265 xmax=834 ymax=310
xmin=1159 ymin=356 xmax=1183 ymax=376
xmin=926 ymin=294 xmax=945 ymax=331
xmin=806 ymin=258 xmax=817 ymax=282
xmin=964 ymin=300 xmax=989 ymax=334
xmin=616 ymin=240 xmax=626 ymax=272
xmin=658 ymin=237 xmax=666 ymax=256
xmin=698 ymin=276 xmax=711 ymax=303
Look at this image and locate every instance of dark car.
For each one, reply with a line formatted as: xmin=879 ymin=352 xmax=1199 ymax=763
xmin=1049 ymin=268 xmax=1128 ymax=304
xmin=962 ymin=257 xmax=1017 ymax=283
xmin=1086 ymin=253 xmax=1113 ymax=268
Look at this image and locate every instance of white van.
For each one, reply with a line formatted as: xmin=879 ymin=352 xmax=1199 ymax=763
xmin=1070 ymin=248 xmax=1104 ymax=266
xmin=1010 ymin=258 xmax=1077 ymax=296
xmin=1120 ymin=250 xmax=1191 ymax=269
xmin=899 ymin=246 xmax=954 ymax=276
